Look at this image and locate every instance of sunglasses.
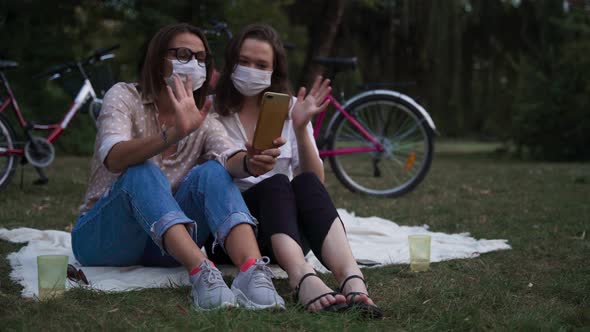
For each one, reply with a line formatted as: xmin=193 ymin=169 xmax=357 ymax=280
xmin=167 ymin=47 xmax=209 ymax=67
xmin=67 ymin=264 xmax=89 ymax=285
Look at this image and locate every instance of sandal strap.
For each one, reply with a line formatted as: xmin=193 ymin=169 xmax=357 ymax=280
xmin=295 ymin=272 xmax=319 ymax=298
xmin=339 ymin=274 xmax=367 ymax=293
xmin=295 ymin=273 xmax=341 ymax=310
xmin=344 ymin=291 xmax=369 ymax=301
xmin=304 ymin=291 xmax=339 ymax=310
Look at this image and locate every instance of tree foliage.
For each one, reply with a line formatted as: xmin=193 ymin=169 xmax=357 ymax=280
xmin=0 ymin=0 xmax=587 ymax=160
xmin=512 ymin=7 xmax=590 ymax=160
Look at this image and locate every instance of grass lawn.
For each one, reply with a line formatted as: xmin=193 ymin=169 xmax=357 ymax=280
xmin=1 ymin=143 xmax=589 ymax=331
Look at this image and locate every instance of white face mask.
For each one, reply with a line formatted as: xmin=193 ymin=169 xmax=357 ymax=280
xmin=164 ymin=59 xmax=207 ymax=91
xmin=230 ymin=65 xmax=272 ymax=96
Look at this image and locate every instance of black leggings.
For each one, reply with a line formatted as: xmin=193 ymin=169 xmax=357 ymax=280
xmin=205 ymin=172 xmax=341 ymax=268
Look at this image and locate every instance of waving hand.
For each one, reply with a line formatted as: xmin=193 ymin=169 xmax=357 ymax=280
xmin=165 ymin=74 xmax=211 ymax=139
xmin=291 ymin=76 xmax=331 ymax=131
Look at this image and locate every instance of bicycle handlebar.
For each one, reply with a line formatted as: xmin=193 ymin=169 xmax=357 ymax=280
xmin=33 ymin=45 xmax=119 ymax=80
xmin=84 ymin=44 xmax=120 ymax=65
xmin=33 ymin=63 xmax=75 ymax=80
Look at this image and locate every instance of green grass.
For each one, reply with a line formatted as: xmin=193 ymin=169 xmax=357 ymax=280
xmin=1 ymin=144 xmax=589 ymax=331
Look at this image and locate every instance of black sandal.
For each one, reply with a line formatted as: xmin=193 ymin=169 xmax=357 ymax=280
xmin=339 ymin=275 xmax=383 ymax=319
xmin=296 ymin=273 xmax=348 ymax=312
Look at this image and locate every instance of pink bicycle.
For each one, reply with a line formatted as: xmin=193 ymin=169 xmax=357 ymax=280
xmin=311 ymin=57 xmax=437 ymax=197
xmin=0 ymin=45 xmax=118 ymax=189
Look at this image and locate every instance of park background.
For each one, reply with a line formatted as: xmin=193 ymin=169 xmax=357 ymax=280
xmin=1 ymin=0 xmax=589 ymax=160
xmin=1 ymin=0 xmax=589 ymax=331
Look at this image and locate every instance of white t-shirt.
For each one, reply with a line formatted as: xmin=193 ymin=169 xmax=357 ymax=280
xmin=214 ymin=96 xmax=322 ymax=192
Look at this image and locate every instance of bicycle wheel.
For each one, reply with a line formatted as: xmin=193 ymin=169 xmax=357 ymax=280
xmin=327 ymin=93 xmax=434 ymax=197
xmin=0 ymin=114 xmax=17 ymax=190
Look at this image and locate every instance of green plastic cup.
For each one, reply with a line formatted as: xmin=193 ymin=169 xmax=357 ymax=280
xmin=37 ymin=255 xmax=68 ymax=300
xmin=408 ymin=235 xmax=431 ymax=272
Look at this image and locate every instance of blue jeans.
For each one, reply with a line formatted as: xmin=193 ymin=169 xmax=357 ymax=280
xmin=71 ymin=160 xmax=256 ymax=267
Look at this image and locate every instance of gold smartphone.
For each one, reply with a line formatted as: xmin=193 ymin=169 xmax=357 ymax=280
xmin=252 ymin=92 xmax=291 ymax=151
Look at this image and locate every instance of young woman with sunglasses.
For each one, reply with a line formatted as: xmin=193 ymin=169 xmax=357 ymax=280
xmin=210 ymin=24 xmax=382 ymax=318
xmin=71 ymin=23 xmax=286 ymax=311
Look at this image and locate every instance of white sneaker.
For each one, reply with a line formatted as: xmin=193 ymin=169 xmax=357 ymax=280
xmin=231 ymin=257 xmax=285 ymax=310
xmin=190 ymin=260 xmax=237 ymax=310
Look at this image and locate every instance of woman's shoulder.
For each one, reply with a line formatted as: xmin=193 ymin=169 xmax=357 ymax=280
xmin=104 ymin=82 xmax=141 ymax=103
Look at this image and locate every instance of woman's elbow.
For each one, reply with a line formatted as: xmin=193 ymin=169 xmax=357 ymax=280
xmin=104 ymin=155 xmax=125 ymax=174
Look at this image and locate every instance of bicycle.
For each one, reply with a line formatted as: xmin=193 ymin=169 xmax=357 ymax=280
xmin=0 ymin=45 xmax=119 ymax=190
xmin=204 ymin=21 xmax=437 ymax=197
xmin=311 ymin=56 xmax=437 ymax=197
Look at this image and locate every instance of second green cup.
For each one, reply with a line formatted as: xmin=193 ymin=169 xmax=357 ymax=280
xmin=408 ymin=235 xmax=431 ymax=272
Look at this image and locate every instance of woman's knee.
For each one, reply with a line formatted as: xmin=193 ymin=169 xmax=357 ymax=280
xmin=117 ymin=161 xmax=169 ymax=193
xmin=291 ymin=172 xmax=322 ymax=193
xmin=124 ymin=161 xmax=166 ymax=182
xmin=187 ymin=160 xmax=231 ymax=184
xmin=246 ymin=174 xmax=293 ymax=203
xmin=292 ymin=172 xmax=320 ymax=184
xmin=258 ymin=173 xmax=291 ymax=190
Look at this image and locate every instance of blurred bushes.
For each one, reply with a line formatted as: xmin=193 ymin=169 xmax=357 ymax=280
xmin=2 ymin=1 xmax=589 ymax=161
xmin=511 ymin=9 xmax=590 ymax=161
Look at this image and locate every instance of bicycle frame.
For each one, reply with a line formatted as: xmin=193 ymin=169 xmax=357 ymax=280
xmin=313 ymin=94 xmax=385 ymax=158
xmin=0 ymin=74 xmax=97 ymax=157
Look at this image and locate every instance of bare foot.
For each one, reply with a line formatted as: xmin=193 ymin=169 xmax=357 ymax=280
xmin=297 ymin=274 xmax=347 ymax=312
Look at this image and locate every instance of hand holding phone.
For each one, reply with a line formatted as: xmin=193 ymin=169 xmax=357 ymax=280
xmin=252 ymin=92 xmax=291 ymax=151
xmin=244 ymin=137 xmax=286 ymax=176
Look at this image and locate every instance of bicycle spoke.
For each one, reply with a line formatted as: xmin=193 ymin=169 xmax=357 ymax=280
xmin=336 ymin=122 xmax=372 ymax=146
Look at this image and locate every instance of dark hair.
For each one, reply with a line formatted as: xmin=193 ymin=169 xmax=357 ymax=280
xmin=138 ymin=23 xmax=212 ymax=108
xmin=214 ymin=23 xmax=291 ymax=116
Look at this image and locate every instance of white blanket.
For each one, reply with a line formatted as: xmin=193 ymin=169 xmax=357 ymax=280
xmin=0 ymin=209 xmax=511 ymax=299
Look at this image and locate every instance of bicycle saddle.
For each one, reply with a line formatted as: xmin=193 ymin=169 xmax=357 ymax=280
xmin=0 ymin=60 xmax=18 ymax=70
xmin=313 ymin=57 xmax=357 ymax=71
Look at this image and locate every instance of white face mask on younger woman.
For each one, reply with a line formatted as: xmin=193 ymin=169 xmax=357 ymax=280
xmin=230 ymin=65 xmax=272 ymax=96
xmin=164 ymin=59 xmax=207 ymax=91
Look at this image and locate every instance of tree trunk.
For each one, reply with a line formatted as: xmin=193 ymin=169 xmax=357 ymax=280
xmin=299 ymin=0 xmax=346 ymax=86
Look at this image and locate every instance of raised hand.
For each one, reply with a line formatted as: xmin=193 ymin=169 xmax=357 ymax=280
xmin=165 ymin=74 xmax=211 ymax=140
xmin=291 ymin=76 xmax=331 ymax=131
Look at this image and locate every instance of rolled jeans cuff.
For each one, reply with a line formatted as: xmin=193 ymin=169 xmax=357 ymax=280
xmin=213 ymin=212 xmax=258 ymax=254
xmin=150 ymin=211 xmax=195 ymax=255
